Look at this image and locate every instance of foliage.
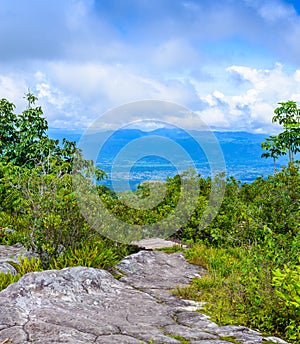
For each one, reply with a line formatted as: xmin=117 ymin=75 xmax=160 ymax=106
xmin=0 ymin=161 xmax=98 ymax=267
xmin=261 ymin=135 xmax=285 ymax=172
xmin=0 ymin=93 xmax=77 ymax=169
xmin=0 ymin=272 xmax=19 ymax=292
xmin=0 ymin=94 xmax=299 ymax=343
xmin=172 ymin=164 xmax=299 ymax=343
xmin=97 ymin=169 xmax=208 ymax=242
xmin=0 ymin=95 xmax=107 ymax=267
xmin=262 ymin=100 xmax=300 ymax=165
xmin=0 ymin=212 xmax=28 ymax=245
xmin=272 ymin=261 xmax=300 ymax=341
xmin=175 ymin=236 xmax=300 ymax=342
xmin=49 ymin=238 xmax=139 ymax=270
xmin=175 ymin=222 xmax=299 ymax=342
xmin=156 ymin=244 xmax=184 ymax=254
xmin=174 ymin=165 xmax=300 ymax=246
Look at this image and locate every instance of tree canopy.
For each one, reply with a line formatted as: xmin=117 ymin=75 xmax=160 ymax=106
xmin=0 ymin=93 xmax=77 ymax=169
xmin=261 ymin=100 xmax=300 ymax=169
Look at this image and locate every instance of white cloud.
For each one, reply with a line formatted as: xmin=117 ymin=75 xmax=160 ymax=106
xmin=1 ymin=0 xmax=300 ymax=133
xmin=151 ymin=39 xmax=201 ymax=70
xmin=46 ymin=61 xmax=199 ymax=108
xmin=0 ymin=75 xmax=28 ymax=112
xmin=252 ymin=0 xmax=296 ymax=22
xmin=197 ymin=63 xmax=300 ymax=132
xmin=2 ymin=60 xmax=300 ymax=134
xmin=195 ymin=108 xmax=230 ymax=128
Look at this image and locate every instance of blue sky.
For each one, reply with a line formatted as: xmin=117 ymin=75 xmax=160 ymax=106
xmin=1 ymin=0 xmax=300 ymax=132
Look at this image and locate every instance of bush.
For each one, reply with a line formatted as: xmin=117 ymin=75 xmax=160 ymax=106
xmin=175 ymin=235 xmax=300 ymax=343
xmin=273 ymin=261 xmax=300 ymax=341
xmin=0 ymin=162 xmax=99 ymax=268
xmin=49 ymin=238 xmax=139 ymax=270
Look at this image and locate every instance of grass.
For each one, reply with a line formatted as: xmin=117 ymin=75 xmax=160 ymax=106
xmin=173 ymin=242 xmax=299 ymax=342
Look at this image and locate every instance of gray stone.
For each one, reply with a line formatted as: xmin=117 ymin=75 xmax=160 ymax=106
xmin=116 ymin=250 xmax=203 ymax=290
xmin=95 ymin=334 xmax=143 ymax=343
xmin=0 ymin=250 xmax=290 ymax=344
xmin=0 ymin=244 xmax=34 ymax=276
xmin=263 ymin=337 xmax=290 ymax=344
xmin=191 ymin=341 xmax=234 ymax=344
xmin=0 ymin=243 xmax=32 ymax=262
xmin=121 ymin=325 xmax=182 ymax=343
xmin=131 ymin=238 xmax=187 ymax=250
xmin=175 ymin=310 xmax=219 ymax=329
xmin=0 ymin=261 xmax=18 ymax=275
xmin=0 ymin=265 xmax=176 ymax=343
xmin=164 ymin=324 xmax=219 ymax=340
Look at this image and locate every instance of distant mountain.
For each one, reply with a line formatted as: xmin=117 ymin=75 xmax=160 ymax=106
xmin=48 ymin=128 xmax=82 ymax=143
xmin=48 ymin=128 xmax=289 ymax=190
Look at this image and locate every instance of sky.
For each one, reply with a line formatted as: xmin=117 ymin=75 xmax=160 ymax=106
xmin=1 ymin=0 xmax=300 ymax=133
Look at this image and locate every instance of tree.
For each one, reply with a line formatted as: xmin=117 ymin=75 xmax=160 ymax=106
xmin=0 ymin=93 xmax=78 ymax=169
xmin=262 ymin=101 xmax=300 ymax=169
xmin=272 ymin=101 xmax=300 ymax=163
xmin=0 ymin=93 xmax=107 ymax=266
xmin=0 ymin=98 xmax=17 ymax=157
xmin=261 ymin=135 xmax=286 ymax=173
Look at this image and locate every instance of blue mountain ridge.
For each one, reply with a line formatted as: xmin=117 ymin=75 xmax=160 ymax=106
xmin=48 ymin=128 xmax=289 ymax=191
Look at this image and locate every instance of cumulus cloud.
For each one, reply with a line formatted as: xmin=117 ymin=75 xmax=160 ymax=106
xmin=0 ymin=62 xmax=201 ymax=130
xmin=1 ymin=0 xmax=300 ymax=132
xmin=2 ymin=62 xmax=300 ymax=133
xmin=0 ymin=74 xmax=28 ymax=111
xmin=197 ymin=63 xmax=300 ymax=132
xmin=245 ymin=0 xmax=296 ymax=22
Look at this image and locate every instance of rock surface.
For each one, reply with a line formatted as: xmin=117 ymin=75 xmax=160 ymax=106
xmin=0 ymin=250 xmax=289 ymax=344
xmin=131 ymin=238 xmax=186 ymax=250
xmin=0 ymin=244 xmax=34 ymax=275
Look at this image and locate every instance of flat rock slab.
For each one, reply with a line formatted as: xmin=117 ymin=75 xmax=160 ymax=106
xmin=131 ymin=238 xmax=184 ymax=250
xmin=0 ymin=244 xmax=30 ymax=261
xmin=0 ymin=250 xmax=289 ymax=344
xmin=0 ymin=244 xmax=34 ymax=275
xmin=117 ymin=251 xmax=201 ymax=289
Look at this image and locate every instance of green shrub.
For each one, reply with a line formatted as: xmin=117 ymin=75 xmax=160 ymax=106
xmin=49 ymin=239 xmax=139 ymax=270
xmin=175 ymin=240 xmax=300 ymax=343
xmin=0 ymin=162 xmax=102 ymax=268
xmin=272 ymin=261 xmax=300 ymax=341
xmin=0 ymin=212 xmax=28 ymax=245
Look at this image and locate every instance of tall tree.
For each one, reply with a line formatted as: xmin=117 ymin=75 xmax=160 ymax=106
xmin=0 ymin=99 xmax=17 ymax=158
xmin=272 ymin=101 xmax=300 ymax=163
xmin=0 ymin=93 xmax=77 ymax=169
xmin=261 ymin=135 xmax=286 ymax=173
xmin=262 ymin=101 xmax=300 ymax=169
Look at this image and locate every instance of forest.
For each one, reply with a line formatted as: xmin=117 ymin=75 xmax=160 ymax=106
xmin=0 ymin=95 xmax=299 ymax=342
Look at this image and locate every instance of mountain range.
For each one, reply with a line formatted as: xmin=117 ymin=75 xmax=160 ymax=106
xmin=48 ymin=128 xmax=289 ymax=191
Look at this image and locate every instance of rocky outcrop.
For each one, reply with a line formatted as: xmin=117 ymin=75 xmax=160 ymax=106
xmin=0 ymin=250 xmax=289 ymax=344
xmin=131 ymin=238 xmax=187 ymax=250
xmin=0 ymin=244 xmax=34 ymax=275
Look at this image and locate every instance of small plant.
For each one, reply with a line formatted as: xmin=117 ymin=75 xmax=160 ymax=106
xmin=156 ymin=244 xmax=184 ymax=253
xmin=272 ymin=261 xmax=300 ymax=341
xmin=49 ymin=239 xmax=139 ymax=270
xmin=9 ymin=257 xmax=43 ymax=275
xmin=219 ymin=337 xmax=242 ymax=344
xmin=0 ymin=272 xmax=19 ymax=292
